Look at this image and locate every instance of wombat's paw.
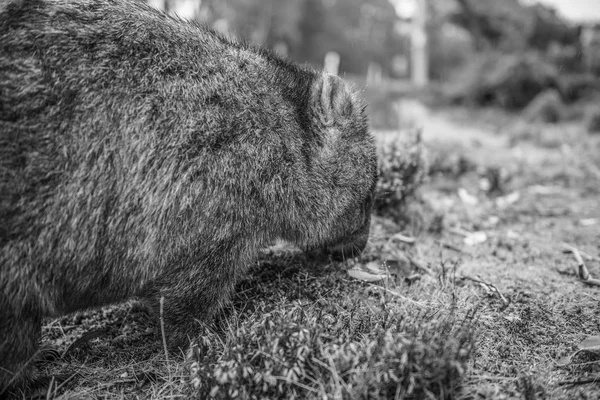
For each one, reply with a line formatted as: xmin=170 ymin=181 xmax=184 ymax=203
xmin=20 ymin=374 xmax=71 ymax=400
xmin=324 ymin=240 xmax=368 ymax=261
xmin=0 ymin=372 xmax=68 ymax=400
xmin=159 ymin=319 xmax=213 ymax=357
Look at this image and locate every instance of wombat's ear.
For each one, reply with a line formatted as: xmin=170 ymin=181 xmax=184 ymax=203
xmin=312 ymin=73 xmax=354 ymax=126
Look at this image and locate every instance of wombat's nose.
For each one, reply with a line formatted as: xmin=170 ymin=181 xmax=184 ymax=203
xmin=326 ymin=237 xmax=367 ymax=261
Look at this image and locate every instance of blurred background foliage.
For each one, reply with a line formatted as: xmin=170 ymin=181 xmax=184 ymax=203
xmin=157 ymin=0 xmax=600 ymax=121
xmin=198 ymin=0 xmax=405 ymax=77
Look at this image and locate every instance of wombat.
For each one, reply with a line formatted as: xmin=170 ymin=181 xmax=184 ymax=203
xmin=0 ymin=0 xmax=377 ymax=393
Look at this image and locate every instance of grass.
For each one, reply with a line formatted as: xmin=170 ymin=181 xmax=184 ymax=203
xmin=186 ymin=246 xmax=476 ymax=400
xmin=37 ymin=247 xmax=477 ymax=400
xmin=26 ymin=105 xmax=600 ymax=399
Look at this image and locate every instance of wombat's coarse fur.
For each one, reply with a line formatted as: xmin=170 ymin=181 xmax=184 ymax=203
xmin=0 ymin=0 xmax=377 ymax=393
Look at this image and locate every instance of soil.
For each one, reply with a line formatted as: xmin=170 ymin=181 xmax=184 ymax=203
xmin=386 ymin=105 xmax=600 ymax=399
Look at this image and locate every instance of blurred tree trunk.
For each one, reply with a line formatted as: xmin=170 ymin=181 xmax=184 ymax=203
xmin=455 ymin=0 xmax=485 ymax=51
xmin=412 ymin=0 xmax=429 ymax=86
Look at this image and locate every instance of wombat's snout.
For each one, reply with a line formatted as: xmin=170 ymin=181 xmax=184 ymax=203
xmin=325 ymin=232 xmax=369 ymax=261
xmin=325 ymin=194 xmax=374 ymax=261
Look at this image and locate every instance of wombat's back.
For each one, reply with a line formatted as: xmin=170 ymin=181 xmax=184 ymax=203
xmin=1 ymin=0 xmax=317 ymax=310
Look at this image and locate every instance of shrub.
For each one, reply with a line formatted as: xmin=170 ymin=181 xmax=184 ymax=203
xmin=557 ymin=73 xmax=600 ymax=103
xmin=375 ymin=131 xmax=428 ymax=223
xmin=449 ymin=52 xmax=559 ymax=110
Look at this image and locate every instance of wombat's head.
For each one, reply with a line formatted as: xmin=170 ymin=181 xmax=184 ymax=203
xmin=306 ymin=73 xmax=378 ymax=261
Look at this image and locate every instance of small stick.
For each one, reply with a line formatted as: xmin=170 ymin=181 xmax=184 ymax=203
xmin=562 ymin=243 xmax=600 ymax=286
xmin=461 ymin=275 xmax=509 ymax=307
xmin=449 ymin=228 xmax=469 ymax=237
xmin=436 ymin=240 xmax=471 ymax=255
xmin=406 ymin=255 xmax=433 ymax=275
xmin=159 ymin=295 xmax=169 ymax=362
xmin=561 ymin=245 xmax=600 ymax=262
xmin=468 ymin=374 xmax=518 ymax=382
xmin=389 ymin=233 xmax=416 ymax=244
xmin=557 ymin=377 xmax=600 ymax=386
xmin=583 ymin=278 xmax=600 ymax=287
xmin=579 ymin=250 xmax=600 ymax=262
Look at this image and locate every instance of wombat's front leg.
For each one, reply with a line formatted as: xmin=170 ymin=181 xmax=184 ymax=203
xmin=0 ymin=309 xmax=42 ymax=396
xmin=140 ymin=253 xmax=247 ymax=351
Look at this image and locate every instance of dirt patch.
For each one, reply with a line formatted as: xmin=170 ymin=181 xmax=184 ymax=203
xmin=399 ymin=109 xmax=600 ymax=399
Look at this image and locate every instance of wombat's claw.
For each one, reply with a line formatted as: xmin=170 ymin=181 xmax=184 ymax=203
xmin=37 ymin=344 xmax=62 ymax=363
xmin=26 ymin=374 xmax=72 ymax=400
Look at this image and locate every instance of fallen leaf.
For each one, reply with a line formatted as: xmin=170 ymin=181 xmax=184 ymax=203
xmin=556 ymin=354 xmax=574 ymax=367
xmin=390 ymin=233 xmax=416 ymax=244
xmin=579 ymin=335 xmax=600 ymax=352
xmin=364 ymin=261 xmax=388 ymax=275
xmin=556 ymin=335 xmax=600 ymax=367
xmin=347 ymin=263 xmax=389 ymax=282
xmin=580 ymin=218 xmax=598 ymax=227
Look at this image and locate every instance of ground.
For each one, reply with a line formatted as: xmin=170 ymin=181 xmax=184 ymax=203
xmin=23 ymin=105 xmax=600 ymax=399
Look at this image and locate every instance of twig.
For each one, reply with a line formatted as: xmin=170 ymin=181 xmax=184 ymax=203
xmin=159 ymin=295 xmax=169 ymax=362
xmin=436 ymin=240 xmax=471 ymax=255
xmin=389 ymin=233 xmax=416 ymax=244
xmin=557 ymin=377 xmax=600 ymax=386
xmin=561 ymin=243 xmax=600 ymax=262
xmin=311 ymin=356 xmax=352 ymax=395
xmin=565 ymin=359 xmax=600 ymax=367
xmin=579 ymin=250 xmax=600 ymax=262
xmin=272 ymin=376 xmax=319 ymax=394
xmin=581 ymin=278 xmax=600 ymax=287
xmin=460 ymin=275 xmax=509 ymax=307
xmin=562 ymin=243 xmax=600 ymax=287
xmin=449 ymin=228 xmax=469 ymax=237
xmin=468 ymin=374 xmax=518 ymax=382
xmin=406 ymin=255 xmax=433 ymax=275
